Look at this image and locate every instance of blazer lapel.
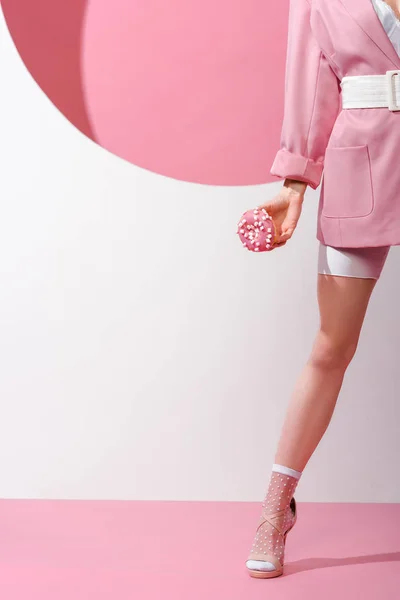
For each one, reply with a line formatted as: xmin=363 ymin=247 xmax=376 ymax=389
xmin=340 ymin=0 xmax=400 ymax=69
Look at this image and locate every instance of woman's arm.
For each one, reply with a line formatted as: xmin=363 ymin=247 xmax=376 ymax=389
xmin=283 ymin=178 xmax=308 ymax=196
xmin=270 ymin=0 xmax=341 ymax=191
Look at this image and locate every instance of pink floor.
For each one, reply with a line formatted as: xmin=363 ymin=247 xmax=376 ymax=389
xmin=0 ymin=500 xmax=399 ymax=599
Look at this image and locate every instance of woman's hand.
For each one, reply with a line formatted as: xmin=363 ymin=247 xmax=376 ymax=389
xmin=257 ymin=179 xmax=307 ymax=246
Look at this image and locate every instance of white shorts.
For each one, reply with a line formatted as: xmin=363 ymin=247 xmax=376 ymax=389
xmin=317 ymin=242 xmax=390 ymax=280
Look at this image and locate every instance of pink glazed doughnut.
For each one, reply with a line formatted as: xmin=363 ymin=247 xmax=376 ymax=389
xmin=237 ymin=207 xmax=278 ymax=252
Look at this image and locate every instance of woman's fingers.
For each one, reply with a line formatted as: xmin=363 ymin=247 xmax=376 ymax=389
xmin=276 ymin=227 xmax=294 ymax=243
xmin=281 ymin=199 xmax=301 ymax=230
xmin=278 ymin=198 xmax=302 ymax=242
xmin=258 ymin=190 xmax=304 ymax=247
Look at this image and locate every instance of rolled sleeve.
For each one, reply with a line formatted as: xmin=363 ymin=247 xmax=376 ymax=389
xmin=270 ymin=0 xmax=341 ymax=190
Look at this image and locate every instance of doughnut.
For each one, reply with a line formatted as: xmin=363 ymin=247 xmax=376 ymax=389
xmin=237 ymin=207 xmax=278 ymax=252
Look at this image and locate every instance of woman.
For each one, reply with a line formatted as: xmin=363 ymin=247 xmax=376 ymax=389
xmin=246 ymin=0 xmax=400 ymax=578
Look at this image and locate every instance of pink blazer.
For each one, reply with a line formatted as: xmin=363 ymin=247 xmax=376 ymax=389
xmin=270 ymin=0 xmax=400 ymax=248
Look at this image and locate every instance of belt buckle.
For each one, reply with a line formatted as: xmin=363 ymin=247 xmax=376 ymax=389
xmin=386 ymin=69 xmax=400 ymax=111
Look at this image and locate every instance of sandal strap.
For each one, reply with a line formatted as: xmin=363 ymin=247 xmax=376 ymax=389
xmin=256 ymin=508 xmax=287 ymax=536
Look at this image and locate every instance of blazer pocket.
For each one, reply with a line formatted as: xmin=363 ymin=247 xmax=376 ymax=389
xmin=322 ymin=145 xmax=374 ymax=218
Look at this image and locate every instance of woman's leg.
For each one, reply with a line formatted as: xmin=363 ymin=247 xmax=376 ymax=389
xmin=274 ymin=271 xmax=377 ymax=471
xmin=246 ymin=243 xmax=390 ymax=577
xmin=274 ymin=242 xmax=390 ymax=471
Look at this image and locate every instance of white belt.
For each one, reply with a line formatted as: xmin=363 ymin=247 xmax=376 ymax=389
xmin=341 ymin=69 xmax=400 ymax=111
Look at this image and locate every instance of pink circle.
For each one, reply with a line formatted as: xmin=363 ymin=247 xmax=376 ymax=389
xmin=3 ymin=0 xmax=289 ymax=185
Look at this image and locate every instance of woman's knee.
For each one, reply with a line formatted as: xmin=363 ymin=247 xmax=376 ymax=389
xmin=309 ymin=330 xmax=358 ymax=371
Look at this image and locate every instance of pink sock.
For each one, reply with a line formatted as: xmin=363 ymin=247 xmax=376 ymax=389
xmin=246 ymin=463 xmax=301 ymax=573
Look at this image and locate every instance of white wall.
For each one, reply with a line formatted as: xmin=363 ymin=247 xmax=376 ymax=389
xmin=0 ymin=10 xmax=399 ymax=503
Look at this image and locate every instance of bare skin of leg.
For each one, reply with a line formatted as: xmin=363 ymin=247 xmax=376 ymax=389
xmin=274 ymin=273 xmax=378 ymax=472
